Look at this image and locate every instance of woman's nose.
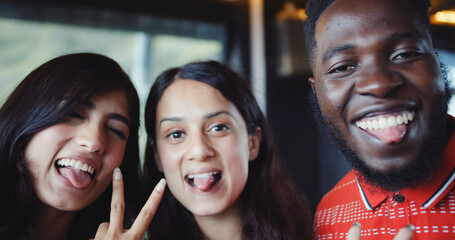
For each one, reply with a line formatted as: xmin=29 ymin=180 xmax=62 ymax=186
xmin=76 ymin=124 xmax=106 ymax=154
xmin=185 ymin=133 xmax=215 ymax=161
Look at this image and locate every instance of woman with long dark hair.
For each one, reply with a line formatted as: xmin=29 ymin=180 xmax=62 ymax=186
xmin=0 ymin=53 xmax=153 ymax=239
xmin=144 ymin=61 xmax=312 ymax=239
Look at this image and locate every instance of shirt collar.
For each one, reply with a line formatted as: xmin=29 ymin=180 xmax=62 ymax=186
xmin=356 ymin=116 xmax=455 ymax=210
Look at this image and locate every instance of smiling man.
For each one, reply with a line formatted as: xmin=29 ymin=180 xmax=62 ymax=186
xmin=304 ymin=0 xmax=455 ymax=239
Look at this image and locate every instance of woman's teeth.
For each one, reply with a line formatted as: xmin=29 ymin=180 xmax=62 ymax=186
xmin=186 ymin=171 xmax=222 ymax=191
xmin=56 ymin=158 xmax=95 ymax=175
xmin=187 ymin=171 xmax=219 ymax=180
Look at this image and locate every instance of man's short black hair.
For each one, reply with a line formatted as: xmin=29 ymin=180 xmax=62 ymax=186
xmin=303 ymin=0 xmax=432 ymax=66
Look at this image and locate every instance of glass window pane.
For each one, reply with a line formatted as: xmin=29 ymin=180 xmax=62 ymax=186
xmin=0 ymin=15 xmax=223 ymax=160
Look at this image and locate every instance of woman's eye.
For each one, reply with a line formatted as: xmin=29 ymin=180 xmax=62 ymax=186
xmin=108 ymin=127 xmax=127 ymax=140
xmin=209 ymin=124 xmax=230 ymax=133
xmin=167 ymin=130 xmax=184 ymax=139
xmin=70 ymin=112 xmax=86 ymax=120
xmin=328 ymin=65 xmax=356 ymax=74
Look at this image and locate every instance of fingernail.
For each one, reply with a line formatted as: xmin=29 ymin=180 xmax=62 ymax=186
xmin=352 ymin=222 xmax=361 ymax=227
xmin=156 ymin=178 xmax=166 ymax=191
xmin=406 ymin=224 xmax=415 ymax=232
xmin=113 ymin=167 xmax=122 ymax=180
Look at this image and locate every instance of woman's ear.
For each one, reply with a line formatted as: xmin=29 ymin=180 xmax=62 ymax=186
xmin=154 ymin=152 xmax=163 ymax=172
xmin=150 ymin=139 xmax=163 ymax=172
xmin=248 ymin=127 xmax=262 ymax=161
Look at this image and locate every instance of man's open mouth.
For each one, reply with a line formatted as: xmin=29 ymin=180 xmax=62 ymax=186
xmin=355 ymin=110 xmax=415 ymax=144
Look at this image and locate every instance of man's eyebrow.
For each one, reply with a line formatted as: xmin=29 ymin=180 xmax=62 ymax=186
xmin=204 ymin=110 xmax=232 ymax=119
xmin=322 ymin=44 xmax=355 ymax=64
xmin=108 ymin=113 xmax=130 ymax=128
xmin=385 ymin=31 xmax=423 ymax=42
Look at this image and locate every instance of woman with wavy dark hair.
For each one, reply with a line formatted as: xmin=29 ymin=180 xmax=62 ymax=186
xmin=144 ymin=60 xmax=312 ymax=239
xmin=0 ymin=53 xmax=151 ymax=239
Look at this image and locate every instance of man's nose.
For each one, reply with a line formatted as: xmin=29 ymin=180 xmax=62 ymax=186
xmin=355 ymin=59 xmax=404 ymax=98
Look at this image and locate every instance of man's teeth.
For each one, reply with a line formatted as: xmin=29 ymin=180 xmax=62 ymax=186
xmin=356 ymin=111 xmax=415 ymax=130
xmin=187 ymin=171 xmax=219 ymax=179
xmin=56 ymin=158 xmax=95 ymax=175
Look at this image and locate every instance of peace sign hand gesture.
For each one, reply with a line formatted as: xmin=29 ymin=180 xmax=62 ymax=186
xmin=93 ymin=168 xmax=166 ymax=240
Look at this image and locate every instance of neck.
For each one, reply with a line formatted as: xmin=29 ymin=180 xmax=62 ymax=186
xmin=193 ymin=200 xmax=242 ymax=240
xmin=33 ymin=202 xmax=75 ymax=240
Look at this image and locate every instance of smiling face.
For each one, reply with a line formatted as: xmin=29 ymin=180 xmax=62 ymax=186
xmin=25 ymin=89 xmax=130 ymax=211
xmin=155 ymin=79 xmax=260 ymax=218
xmin=310 ymin=0 xmax=447 ymax=175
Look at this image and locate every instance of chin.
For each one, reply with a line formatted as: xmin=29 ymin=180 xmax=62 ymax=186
xmin=190 ymin=203 xmax=226 ymax=217
xmin=361 ymin=154 xmax=414 ymax=173
xmin=44 ymin=199 xmax=86 ymax=212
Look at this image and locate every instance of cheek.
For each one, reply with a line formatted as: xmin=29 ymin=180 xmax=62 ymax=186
xmin=316 ymin=79 xmax=348 ymax=113
xmin=156 ymin=147 xmax=184 ymax=196
xmin=157 ymin=145 xmax=182 ymax=174
xmin=25 ymin=126 xmax=69 ymax=173
xmin=221 ymin=138 xmax=250 ymax=171
xmin=411 ymin=57 xmax=445 ymax=94
xmin=105 ymin=142 xmax=127 ymax=169
xmin=423 ymin=71 xmax=445 ymax=97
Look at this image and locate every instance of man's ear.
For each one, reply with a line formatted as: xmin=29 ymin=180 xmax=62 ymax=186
xmin=248 ymin=127 xmax=262 ymax=161
xmin=308 ymin=76 xmax=315 ymax=91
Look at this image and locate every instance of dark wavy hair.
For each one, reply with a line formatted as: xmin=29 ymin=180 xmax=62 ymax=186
xmin=0 ymin=53 xmax=141 ymax=239
xmin=144 ymin=61 xmax=312 ymax=239
xmin=303 ymin=0 xmax=432 ymax=65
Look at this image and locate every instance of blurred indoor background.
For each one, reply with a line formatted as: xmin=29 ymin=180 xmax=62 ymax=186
xmin=1 ymin=0 xmax=454 ymax=212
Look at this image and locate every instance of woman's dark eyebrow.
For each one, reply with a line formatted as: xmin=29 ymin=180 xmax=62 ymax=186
xmin=82 ymin=100 xmax=130 ymax=128
xmin=160 ymin=117 xmax=183 ymax=126
xmin=159 ymin=111 xmax=232 ymax=126
xmin=108 ymin=113 xmax=130 ymax=128
xmin=204 ymin=110 xmax=232 ymax=119
xmin=82 ymin=100 xmax=95 ymax=110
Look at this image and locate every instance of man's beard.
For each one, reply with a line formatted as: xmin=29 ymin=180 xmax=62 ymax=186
xmin=309 ymin=63 xmax=452 ymax=192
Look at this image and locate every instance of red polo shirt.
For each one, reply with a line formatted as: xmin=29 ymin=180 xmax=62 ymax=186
xmin=313 ymin=121 xmax=455 ymax=240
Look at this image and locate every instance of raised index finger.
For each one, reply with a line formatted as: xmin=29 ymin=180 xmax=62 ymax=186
xmin=393 ymin=225 xmax=414 ymax=240
xmin=129 ymin=179 xmax=166 ymax=235
xmin=346 ymin=222 xmax=361 ymax=240
xmin=109 ymin=167 xmax=125 ymax=230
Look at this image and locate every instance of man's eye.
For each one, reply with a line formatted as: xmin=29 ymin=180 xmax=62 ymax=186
xmin=393 ymin=51 xmax=422 ymax=60
xmin=328 ymin=65 xmax=356 ymax=74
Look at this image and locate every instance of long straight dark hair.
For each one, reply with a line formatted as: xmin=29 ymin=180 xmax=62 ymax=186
xmin=0 ymin=53 xmax=141 ymax=239
xmin=144 ymin=61 xmax=312 ymax=239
